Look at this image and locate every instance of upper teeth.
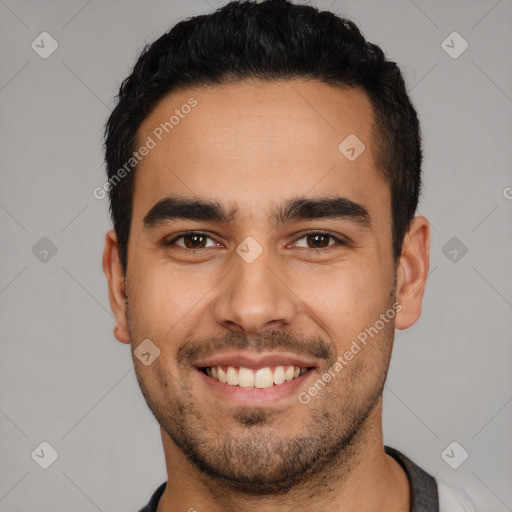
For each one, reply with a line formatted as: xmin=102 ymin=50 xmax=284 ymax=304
xmin=205 ymin=365 xmax=307 ymax=388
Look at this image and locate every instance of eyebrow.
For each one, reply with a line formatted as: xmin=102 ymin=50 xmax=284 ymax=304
xmin=143 ymin=195 xmax=372 ymax=230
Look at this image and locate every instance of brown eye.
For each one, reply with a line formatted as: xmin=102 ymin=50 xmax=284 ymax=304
xmin=165 ymin=232 xmax=216 ymax=250
xmin=182 ymin=234 xmax=208 ymax=248
xmin=306 ymin=234 xmax=330 ymax=248
xmin=294 ymin=232 xmax=346 ymax=250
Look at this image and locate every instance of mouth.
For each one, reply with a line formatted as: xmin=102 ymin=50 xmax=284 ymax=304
xmin=192 ymin=352 xmax=318 ymax=404
xmin=199 ymin=364 xmax=311 ymax=388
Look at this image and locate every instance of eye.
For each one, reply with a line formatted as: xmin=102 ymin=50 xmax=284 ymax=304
xmin=293 ymin=232 xmax=347 ymax=250
xmin=165 ymin=232 xmax=219 ymax=250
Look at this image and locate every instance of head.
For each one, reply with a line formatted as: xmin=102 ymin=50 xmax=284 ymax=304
xmin=103 ymin=0 xmax=429 ymax=494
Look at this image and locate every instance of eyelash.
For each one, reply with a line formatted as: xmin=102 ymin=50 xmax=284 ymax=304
xmin=164 ymin=231 xmax=348 ymax=252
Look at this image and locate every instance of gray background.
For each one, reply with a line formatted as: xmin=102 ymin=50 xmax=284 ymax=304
xmin=1 ymin=0 xmax=511 ymax=510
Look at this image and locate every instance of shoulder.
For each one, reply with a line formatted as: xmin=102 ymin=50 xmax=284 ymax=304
xmin=437 ymin=481 xmax=478 ymax=512
xmin=137 ymin=481 xmax=167 ymax=512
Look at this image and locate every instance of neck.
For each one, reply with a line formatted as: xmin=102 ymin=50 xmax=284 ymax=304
xmin=156 ymin=397 xmax=410 ymax=512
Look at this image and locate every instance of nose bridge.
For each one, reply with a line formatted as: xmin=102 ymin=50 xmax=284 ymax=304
xmin=213 ymin=243 xmax=297 ymax=333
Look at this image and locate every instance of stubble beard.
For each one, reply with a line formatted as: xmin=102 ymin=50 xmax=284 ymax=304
xmin=131 ymin=327 xmax=394 ymax=496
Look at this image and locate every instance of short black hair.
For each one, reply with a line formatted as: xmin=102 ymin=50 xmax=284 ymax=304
xmin=104 ymin=0 xmax=422 ymax=273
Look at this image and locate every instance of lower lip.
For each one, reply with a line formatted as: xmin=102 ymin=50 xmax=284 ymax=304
xmin=196 ymin=368 xmax=314 ymax=406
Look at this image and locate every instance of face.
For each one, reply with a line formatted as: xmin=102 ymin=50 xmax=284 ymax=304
xmin=103 ymin=80 xmax=429 ymax=493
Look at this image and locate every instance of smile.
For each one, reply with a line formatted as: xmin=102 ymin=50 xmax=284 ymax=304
xmin=201 ymin=365 xmax=309 ymax=388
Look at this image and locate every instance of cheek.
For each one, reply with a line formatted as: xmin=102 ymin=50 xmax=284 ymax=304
xmin=298 ymin=262 xmax=388 ymax=330
xmin=129 ymin=264 xmax=214 ymax=336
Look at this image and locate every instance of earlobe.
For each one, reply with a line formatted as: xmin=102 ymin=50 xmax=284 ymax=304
xmin=102 ymin=229 xmax=131 ymax=344
xmin=394 ymin=216 xmax=430 ymax=330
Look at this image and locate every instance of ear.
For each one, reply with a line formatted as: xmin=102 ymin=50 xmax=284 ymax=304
xmin=102 ymin=229 xmax=131 ymax=344
xmin=395 ymin=216 xmax=430 ymax=330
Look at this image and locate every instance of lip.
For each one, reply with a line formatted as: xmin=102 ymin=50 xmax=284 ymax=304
xmin=196 ymin=365 xmax=315 ymax=405
xmin=192 ymin=351 xmax=319 ymax=370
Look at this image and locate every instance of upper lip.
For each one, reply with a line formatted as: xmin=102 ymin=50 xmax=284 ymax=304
xmin=193 ymin=351 xmax=318 ymax=370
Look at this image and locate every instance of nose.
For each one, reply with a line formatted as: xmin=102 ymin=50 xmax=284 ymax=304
xmin=213 ymin=246 xmax=298 ymax=334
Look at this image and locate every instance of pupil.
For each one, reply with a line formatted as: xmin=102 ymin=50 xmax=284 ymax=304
xmin=308 ymin=234 xmax=328 ymax=248
xmin=185 ymin=235 xmax=205 ymax=249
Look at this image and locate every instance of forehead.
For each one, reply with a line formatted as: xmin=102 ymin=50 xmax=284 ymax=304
xmin=133 ymin=80 xmax=387 ymax=224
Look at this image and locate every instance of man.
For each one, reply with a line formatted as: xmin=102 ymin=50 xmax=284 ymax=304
xmin=102 ymin=1 xmax=476 ymax=510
